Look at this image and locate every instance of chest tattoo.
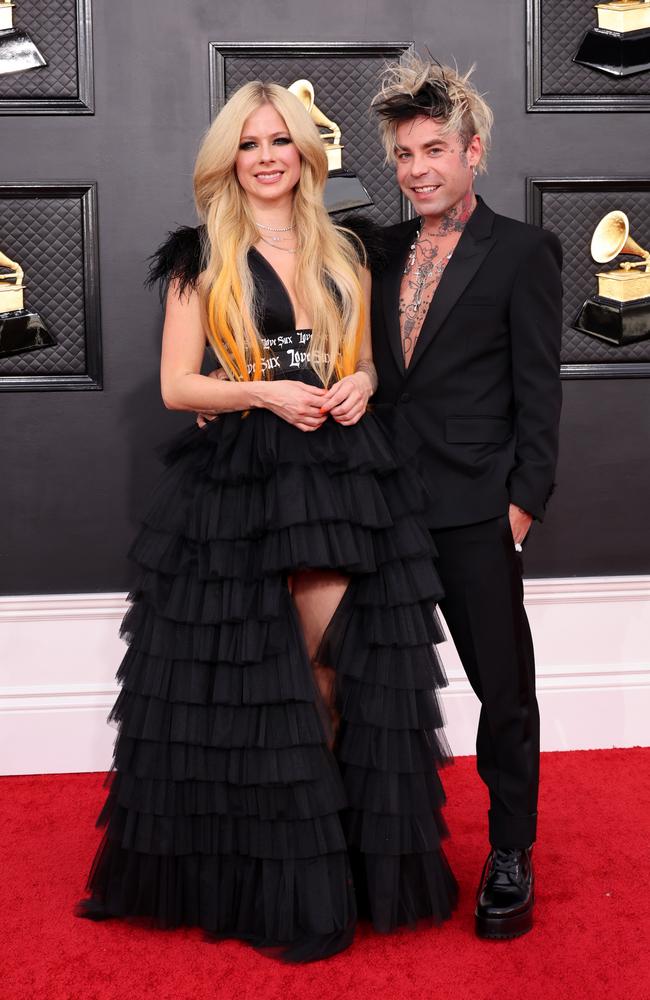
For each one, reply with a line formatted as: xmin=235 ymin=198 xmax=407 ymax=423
xmin=399 ymin=233 xmax=454 ymax=367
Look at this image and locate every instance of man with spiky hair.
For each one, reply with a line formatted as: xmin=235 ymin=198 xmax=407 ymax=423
xmin=370 ymin=56 xmax=563 ymax=939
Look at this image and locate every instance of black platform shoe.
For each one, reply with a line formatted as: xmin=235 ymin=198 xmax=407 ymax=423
xmin=475 ymin=847 xmax=534 ymax=939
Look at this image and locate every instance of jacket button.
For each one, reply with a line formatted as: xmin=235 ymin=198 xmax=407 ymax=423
xmin=399 ymin=392 xmax=411 ymax=403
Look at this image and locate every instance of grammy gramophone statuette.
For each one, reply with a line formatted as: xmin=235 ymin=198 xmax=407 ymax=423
xmin=573 ymin=211 xmax=650 ymax=346
xmin=0 ymin=249 xmax=54 ymax=358
xmin=288 ymin=79 xmax=373 ymax=215
xmin=574 ymin=1 xmax=650 ymax=77
xmin=0 ymin=1 xmax=47 ymax=76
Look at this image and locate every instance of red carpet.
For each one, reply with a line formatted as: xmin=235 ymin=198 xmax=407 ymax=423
xmin=2 ymin=749 xmax=649 ymax=1000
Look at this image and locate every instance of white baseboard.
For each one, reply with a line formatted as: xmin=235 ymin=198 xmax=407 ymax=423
xmin=1 ymin=578 xmax=649 ymax=775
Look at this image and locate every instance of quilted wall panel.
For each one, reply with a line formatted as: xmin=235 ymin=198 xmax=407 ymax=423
xmin=0 ymin=0 xmax=93 ymax=112
xmin=0 ymin=0 xmax=77 ymax=98
xmin=539 ymin=0 xmax=650 ymax=99
xmin=0 ymin=185 xmax=100 ymax=385
xmin=532 ymin=181 xmax=650 ymax=370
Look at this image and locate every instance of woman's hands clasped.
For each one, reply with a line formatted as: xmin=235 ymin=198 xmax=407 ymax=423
xmin=263 ymin=380 xmax=327 ymax=432
xmin=197 ymin=369 xmax=373 ymax=432
xmin=318 ymin=371 xmax=373 ymax=426
xmin=266 ymin=370 xmax=374 ymax=430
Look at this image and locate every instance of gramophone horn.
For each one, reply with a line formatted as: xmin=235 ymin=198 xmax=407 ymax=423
xmin=288 ymin=78 xmax=341 ymax=141
xmin=591 ymin=210 xmax=650 ymax=263
xmin=0 ymin=248 xmax=24 ymax=288
xmin=288 ymin=79 xmax=315 ymax=113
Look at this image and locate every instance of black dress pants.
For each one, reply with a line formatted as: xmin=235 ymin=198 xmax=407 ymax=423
xmin=431 ymin=514 xmax=539 ymax=849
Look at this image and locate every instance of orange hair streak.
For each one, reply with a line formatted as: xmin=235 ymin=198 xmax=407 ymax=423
xmin=207 ymin=264 xmax=262 ymax=381
xmin=336 ymin=298 xmax=365 ymax=380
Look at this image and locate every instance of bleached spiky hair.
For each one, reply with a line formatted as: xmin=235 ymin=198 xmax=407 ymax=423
xmin=372 ymin=54 xmax=493 ymax=174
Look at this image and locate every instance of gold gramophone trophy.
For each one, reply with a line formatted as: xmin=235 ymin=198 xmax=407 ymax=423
xmin=574 ymin=1 xmax=650 ymax=76
xmin=288 ymin=79 xmax=373 ymax=214
xmin=0 ymin=1 xmax=48 ymax=76
xmin=0 ymin=249 xmax=54 ymax=357
xmin=573 ymin=211 xmax=650 ymax=345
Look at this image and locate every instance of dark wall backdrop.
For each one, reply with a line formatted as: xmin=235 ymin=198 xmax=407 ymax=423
xmin=1 ymin=0 xmax=649 ymax=594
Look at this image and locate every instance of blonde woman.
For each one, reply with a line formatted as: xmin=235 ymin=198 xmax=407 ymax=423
xmin=76 ymin=82 xmax=457 ymax=961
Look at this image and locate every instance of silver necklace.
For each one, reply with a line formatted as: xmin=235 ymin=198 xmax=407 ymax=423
xmin=404 ymin=225 xmax=452 ymax=313
xmin=258 ymin=232 xmax=296 ymax=243
xmin=404 ymin=223 xmax=424 ymax=273
xmin=255 ymin=221 xmax=295 ymax=232
xmin=258 ymin=234 xmax=299 ymax=254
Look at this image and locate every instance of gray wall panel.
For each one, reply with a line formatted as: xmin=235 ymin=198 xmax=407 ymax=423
xmin=0 ymin=0 xmax=648 ymax=593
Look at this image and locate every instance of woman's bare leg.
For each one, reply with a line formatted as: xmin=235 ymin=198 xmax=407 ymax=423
xmin=291 ymin=569 xmax=349 ymax=749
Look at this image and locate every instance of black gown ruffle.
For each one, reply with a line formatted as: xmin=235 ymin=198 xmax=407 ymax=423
xmin=77 ymin=406 xmax=457 ymax=959
xmin=77 ymin=228 xmax=457 ymax=961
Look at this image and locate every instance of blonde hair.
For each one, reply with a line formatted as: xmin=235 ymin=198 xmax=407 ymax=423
xmin=192 ymin=81 xmax=365 ymax=386
xmin=372 ymin=54 xmax=493 ymax=174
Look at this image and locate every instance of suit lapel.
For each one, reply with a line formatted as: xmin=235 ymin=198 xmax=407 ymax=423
xmin=381 ymin=219 xmax=419 ymax=375
xmin=406 ymin=197 xmax=497 ymax=376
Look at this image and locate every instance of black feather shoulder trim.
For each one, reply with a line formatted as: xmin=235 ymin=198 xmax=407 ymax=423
xmin=145 ymin=225 xmax=207 ymax=299
xmin=336 ymin=214 xmax=389 ymax=273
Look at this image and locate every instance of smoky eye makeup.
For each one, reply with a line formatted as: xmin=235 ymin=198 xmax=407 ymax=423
xmin=238 ymin=135 xmax=293 ymax=151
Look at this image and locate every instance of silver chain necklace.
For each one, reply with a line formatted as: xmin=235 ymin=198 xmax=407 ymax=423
xmin=404 ymin=225 xmax=452 ymax=313
xmin=258 ymin=234 xmax=299 ymax=254
xmin=404 ymin=223 xmax=424 ymax=272
xmin=259 ymin=232 xmax=296 ymax=243
xmin=255 ymin=221 xmax=295 ymax=232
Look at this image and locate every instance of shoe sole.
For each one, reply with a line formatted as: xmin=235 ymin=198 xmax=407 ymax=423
xmin=475 ymin=900 xmax=534 ymax=940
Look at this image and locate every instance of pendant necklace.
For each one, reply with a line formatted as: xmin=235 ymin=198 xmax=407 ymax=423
xmin=405 ymin=224 xmax=452 ymax=313
xmin=255 ymin=220 xmax=298 ymax=251
xmin=404 ymin=225 xmax=422 ymax=274
xmin=258 ymin=234 xmax=299 ymax=254
xmin=259 ymin=233 xmax=295 ymax=243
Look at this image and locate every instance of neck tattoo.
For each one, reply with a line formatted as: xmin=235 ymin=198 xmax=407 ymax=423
xmin=403 ymin=190 xmax=476 ymax=303
xmin=419 ymin=189 xmax=476 ymax=239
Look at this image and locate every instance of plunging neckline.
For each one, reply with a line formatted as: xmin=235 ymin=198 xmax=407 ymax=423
xmin=249 ymin=245 xmax=311 ymax=332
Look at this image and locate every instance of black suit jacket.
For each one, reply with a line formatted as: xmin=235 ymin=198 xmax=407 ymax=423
xmin=371 ymin=197 xmax=563 ymax=528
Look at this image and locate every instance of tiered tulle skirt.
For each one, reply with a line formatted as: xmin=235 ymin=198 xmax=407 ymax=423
xmin=77 ymin=404 xmax=458 ymax=960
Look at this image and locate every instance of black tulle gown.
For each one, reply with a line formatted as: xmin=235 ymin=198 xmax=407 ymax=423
xmin=76 ymin=231 xmax=458 ymax=961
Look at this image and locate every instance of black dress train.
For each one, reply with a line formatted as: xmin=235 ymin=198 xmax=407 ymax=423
xmin=77 ymin=229 xmax=458 ymax=961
